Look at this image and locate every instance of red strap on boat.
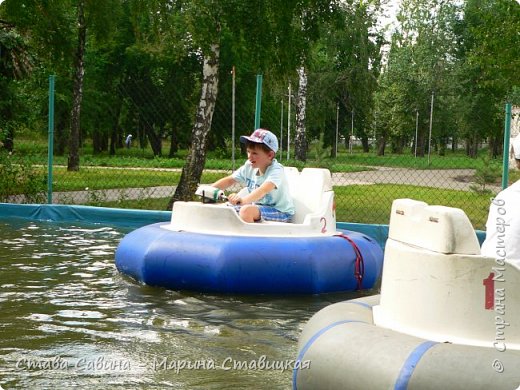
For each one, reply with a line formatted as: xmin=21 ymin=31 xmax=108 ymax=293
xmin=337 ymin=233 xmax=365 ymax=290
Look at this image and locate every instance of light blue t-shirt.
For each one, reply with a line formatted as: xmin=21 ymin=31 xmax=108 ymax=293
xmin=232 ymin=159 xmax=295 ymax=215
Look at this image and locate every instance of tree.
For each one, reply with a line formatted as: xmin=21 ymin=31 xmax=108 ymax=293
xmin=67 ymin=0 xmax=86 ymax=171
xmin=2 ymin=0 xmax=121 ymax=168
xmin=109 ymin=0 xmax=199 ymax=158
xmin=167 ymin=0 xmax=223 ymax=207
xmin=0 ymin=19 xmax=32 ymax=151
xmin=294 ymin=65 xmax=309 ymax=161
xmin=454 ymin=0 xmax=520 ymax=158
xmin=304 ymin=0 xmax=384 ymax=154
xmin=376 ymin=0 xmax=459 ymax=156
xmin=293 ymin=1 xmax=339 ymax=161
xmin=172 ymin=43 xmax=220 ymax=202
xmin=169 ymin=0 xmax=340 ymax=205
xmin=68 ymin=0 xmax=122 ymax=169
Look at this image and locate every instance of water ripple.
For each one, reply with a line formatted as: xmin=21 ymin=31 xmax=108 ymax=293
xmin=0 ymin=218 xmax=361 ymax=390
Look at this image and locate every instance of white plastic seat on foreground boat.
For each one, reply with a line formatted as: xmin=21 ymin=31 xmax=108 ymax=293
xmin=374 ymin=198 xmax=519 ymax=347
xmin=163 ymin=167 xmax=337 ymax=237
xmin=293 ymin=198 xmax=520 ymax=389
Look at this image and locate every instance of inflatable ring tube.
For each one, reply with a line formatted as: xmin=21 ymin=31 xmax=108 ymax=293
xmin=293 ymin=296 xmax=520 ymax=389
xmin=115 ymin=223 xmax=383 ymax=294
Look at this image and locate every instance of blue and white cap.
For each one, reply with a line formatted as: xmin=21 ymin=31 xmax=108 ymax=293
xmin=240 ymin=129 xmax=278 ymax=153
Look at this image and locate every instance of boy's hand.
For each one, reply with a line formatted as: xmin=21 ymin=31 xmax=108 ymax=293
xmin=227 ymin=193 xmax=242 ymax=205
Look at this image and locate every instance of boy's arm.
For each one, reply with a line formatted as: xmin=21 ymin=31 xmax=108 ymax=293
xmin=239 ymin=181 xmax=275 ymax=204
xmin=212 ymin=175 xmax=237 ymax=190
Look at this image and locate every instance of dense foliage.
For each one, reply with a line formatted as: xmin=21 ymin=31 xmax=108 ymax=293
xmin=0 ymin=0 xmax=518 ymax=190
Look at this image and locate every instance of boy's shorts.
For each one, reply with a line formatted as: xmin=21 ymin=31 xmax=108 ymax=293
xmin=233 ymin=205 xmax=293 ymax=223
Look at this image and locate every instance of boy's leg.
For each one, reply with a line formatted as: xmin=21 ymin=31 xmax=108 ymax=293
xmin=257 ymin=206 xmax=293 ymax=222
xmin=233 ymin=204 xmax=292 ymax=223
xmin=238 ymin=204 xmax=261 ymax=223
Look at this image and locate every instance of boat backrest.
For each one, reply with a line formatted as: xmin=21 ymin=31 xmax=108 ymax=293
xmin=388 ymin=198 xmax=480 ymax=254
xmin=234 ymin=166 xmax=335 ymax=229
xmin=286 ymin=167 xmax=334 ymax=225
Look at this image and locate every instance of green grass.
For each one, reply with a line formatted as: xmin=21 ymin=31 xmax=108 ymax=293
xmin=93 ymin=183 xmax=492 ymax=230
xmin=96 ymin=197 xmax=173 ymax=211
xmin=508 ymin=170 xmax=520 ymax=182
xmin=95 ymin=197 xmax=172 ymax=211
xmin=14 ymin=136 xmax=506 ymax=172
xmin=30 ymin=167 xmax=226 ymax=192
xmin=331 ymin=148 xmax=503 ymax=170
xmin=334 ymin=184 xmax=491 ymax=230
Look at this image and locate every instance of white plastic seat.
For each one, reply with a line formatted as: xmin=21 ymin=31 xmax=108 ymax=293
xmin=373 ymin=198 xmax=520 ymax=348
xmin=239 ymin=166 xmax=334 ymax=226
xmin=284 ymin=166 xmax=301 ymax=189
xmin=387 ymin=198 xmax=480 ymax=254
xmin=289 ymin=168 xmax=333 ymax=224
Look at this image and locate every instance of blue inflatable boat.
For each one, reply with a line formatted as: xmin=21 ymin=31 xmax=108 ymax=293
xmin=115 ymin=168 xmax=384 ymax=294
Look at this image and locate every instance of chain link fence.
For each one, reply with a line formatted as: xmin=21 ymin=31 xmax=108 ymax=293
xmin=2 ymin=73 xmax=519 ymax=230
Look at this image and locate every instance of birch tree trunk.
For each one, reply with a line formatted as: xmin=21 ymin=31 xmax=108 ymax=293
xmin=67 ymin=0 xmax=86 ymax=171
xmin=294 ymin=65 xmax=308 ymax=162
xmin=168 ymin=43 xmax=220 ymax=208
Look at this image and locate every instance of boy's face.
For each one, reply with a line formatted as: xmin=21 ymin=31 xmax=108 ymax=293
xmin=246 ymin=145 xmax=274 ymax=170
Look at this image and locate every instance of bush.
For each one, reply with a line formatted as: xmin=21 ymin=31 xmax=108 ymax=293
xmin=470 ymin=156 xmax=501 ymax=194
xmin=309 ymin=133 xmax=332 ymax=169
xmin=0 ymin=151 xmax=46 ymax=203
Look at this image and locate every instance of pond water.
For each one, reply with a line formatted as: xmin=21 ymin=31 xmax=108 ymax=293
xmin=0 ymin=218 xmax=372 ymax=389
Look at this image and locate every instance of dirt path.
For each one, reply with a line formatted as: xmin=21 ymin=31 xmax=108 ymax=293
xmin=332 ymin=167 xmax=496 ymax=191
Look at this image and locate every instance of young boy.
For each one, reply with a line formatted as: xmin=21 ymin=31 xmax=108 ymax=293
xmin=212 ymin=129 xmax=295 ymax=223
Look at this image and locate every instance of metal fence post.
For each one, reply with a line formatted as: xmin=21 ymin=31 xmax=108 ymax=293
xmin=47 ymin=75 xmax=56 ymax=204
xmin=502 ymin=102 xmax=512 ymax=189
xmin=427 ymin=91 xmax=434 ymax=166
xmin=280 ymin=99 xmax=284 ymax=156
xmin=231 ymin=66 xmax=236 ymax=171
xmin=335 ymin=103 xmax=339 ymax=157
xmin=254 ymin=74 xmax=263 ymax=130
xmin=287 ymin=82 xmax=291 ymax=160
